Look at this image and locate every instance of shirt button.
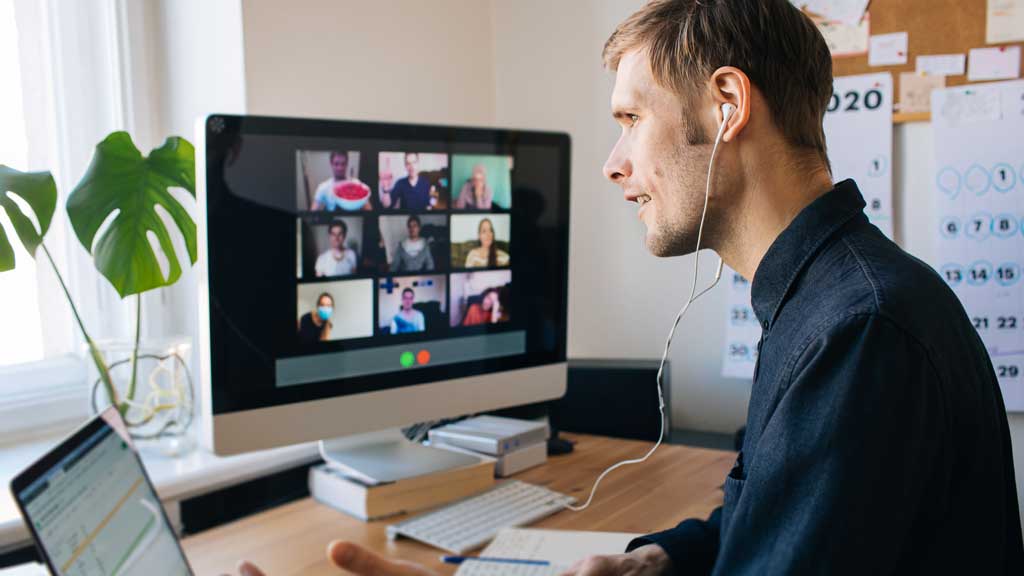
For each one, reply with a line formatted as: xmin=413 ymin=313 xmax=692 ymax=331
xmin=762 ymin=321 xmax=769 ymax=330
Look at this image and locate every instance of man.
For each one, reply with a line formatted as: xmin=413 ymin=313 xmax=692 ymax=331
xmin=240 ymin=1 xmax=1022 ymax=574
xmin=311 ymin=151 xmax=373 ymax=211
xmin=382 ymin=153 xmax=433 ymax=210
xmin=390 ymin=287 xmax=426 ymax=334
xmin=315 ymin=221 xmax=358 ymax=277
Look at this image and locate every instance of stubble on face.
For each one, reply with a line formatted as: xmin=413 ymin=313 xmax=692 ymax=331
xmin=641 ymin=102 xmax=715 ymax=258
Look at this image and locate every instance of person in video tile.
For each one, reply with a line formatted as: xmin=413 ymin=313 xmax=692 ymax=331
xmin=455 ymin=164 xmax=492 ymax=209
xmin=391 ymin=215 xmax=435 ymax=272
xmin=461 ymin=287 xmax=503 ymax=326
xmin=297 ymin=292 xmax=334 ymax=343
xmin=381 ymin=153 xmax=432 ymax=210
xmin=464 ymin=218 xmax=509 ymax=268
xmin=391 ymin=288 xmax=426 ymax=334
xmin=315 ymin=220 xmax=358 ymax=277
xmin=311 ymin=151 xmax=372 ymax=212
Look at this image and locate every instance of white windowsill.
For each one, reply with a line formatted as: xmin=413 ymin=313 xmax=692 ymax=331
xmin=0 ymin=434 xmax=321 ymax=553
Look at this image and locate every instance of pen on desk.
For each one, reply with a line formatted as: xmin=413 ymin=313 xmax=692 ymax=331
xmin=440 ymin=556 xmax=551 ymax=566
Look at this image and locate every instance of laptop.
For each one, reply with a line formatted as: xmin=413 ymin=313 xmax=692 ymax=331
xmin=10 ymin=407 xmax=194 ymax=575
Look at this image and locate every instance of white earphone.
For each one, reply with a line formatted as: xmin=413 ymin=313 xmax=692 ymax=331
xmin=567 ymin=102 xmax=735 ymax=512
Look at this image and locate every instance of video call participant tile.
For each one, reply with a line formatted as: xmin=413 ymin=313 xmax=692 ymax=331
xmin=296 ymin=279 xmax=374 ymax=344
xmin=296 ymin=149 xmax=373 ymax=212
xmin=377 ymin=275 xmax=447 ymax=335
xmin=378 ymin=151 xmax=449 ymax=211
xmin=378 ymin=214 xmax=448 ymax=273
xmin=296 ymin=215 xmax=365 ymax=279
xmin=450 ymin=270 xmax=512 ymax=327
xmin=450 ymin=213 xmax=510 ymax=269
xmin=451 ymin=154 xmax=513 ymax=210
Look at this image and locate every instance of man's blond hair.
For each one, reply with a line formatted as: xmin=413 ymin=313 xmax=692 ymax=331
xmin=604 ymin=0 xmax=833 ymax=167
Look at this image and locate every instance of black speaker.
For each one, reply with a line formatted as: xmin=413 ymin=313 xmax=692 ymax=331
xmin=550 ymin=358 xmax=669 ymax=442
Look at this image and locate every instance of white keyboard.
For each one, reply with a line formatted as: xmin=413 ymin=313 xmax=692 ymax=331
xmin=386 ymin=481 xmax=576 ymax=554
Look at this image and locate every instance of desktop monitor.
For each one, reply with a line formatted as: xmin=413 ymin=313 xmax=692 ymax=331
xmin=196 ymin=115 xmax=571 ymax=462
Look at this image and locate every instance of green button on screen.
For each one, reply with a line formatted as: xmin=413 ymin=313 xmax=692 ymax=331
xmin=399 ymin=351 xmax=415 ymax=368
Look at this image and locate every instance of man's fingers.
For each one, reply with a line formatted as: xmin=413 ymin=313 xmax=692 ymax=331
xmin=559 ymin=558 xmax=585 ymax=576
xmin=328 ymin=541 xmax=438 ymax=576
xmin=237 ymin=561 xmax=267 ymax=576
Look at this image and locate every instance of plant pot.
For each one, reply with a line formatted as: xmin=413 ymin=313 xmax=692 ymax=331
xmin=88 ymin=337 xmax=196 ymax=456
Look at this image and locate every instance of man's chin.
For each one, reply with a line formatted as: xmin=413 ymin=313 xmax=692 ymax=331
xmin=644 ymin=229 xmax=695 ymax=258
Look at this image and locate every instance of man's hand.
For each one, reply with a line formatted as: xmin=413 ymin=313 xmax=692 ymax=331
xmin=234 ymin=541 xmax=440 ymax=576
xmin=559 ymin=545 xmax=672 ymax=576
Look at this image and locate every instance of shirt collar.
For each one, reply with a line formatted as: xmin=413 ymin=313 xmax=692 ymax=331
xmin=750 ymin=179 xmax=867 ymax=331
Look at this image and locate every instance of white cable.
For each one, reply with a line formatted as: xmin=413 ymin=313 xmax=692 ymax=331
xmin=567 ymin=112 xmax=730 ymax=512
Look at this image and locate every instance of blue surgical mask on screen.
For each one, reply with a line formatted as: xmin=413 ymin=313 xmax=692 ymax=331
xmin=317 ymin=306 xmax=333 ymax=321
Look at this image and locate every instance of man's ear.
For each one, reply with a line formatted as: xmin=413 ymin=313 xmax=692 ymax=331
xmin=710 ymin=66 xmax=751 ymax=143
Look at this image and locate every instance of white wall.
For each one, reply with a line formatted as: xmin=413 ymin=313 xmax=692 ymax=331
xmin=241 ymin=0 xmax=495 ymax=125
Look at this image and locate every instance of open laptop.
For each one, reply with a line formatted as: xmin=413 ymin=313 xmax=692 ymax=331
xmin=10 ymin=407 xmax=194 ymax=575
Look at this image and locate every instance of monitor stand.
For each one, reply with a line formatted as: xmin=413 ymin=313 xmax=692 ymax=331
xmin=318 ymin=428 xmax=482 ymax=485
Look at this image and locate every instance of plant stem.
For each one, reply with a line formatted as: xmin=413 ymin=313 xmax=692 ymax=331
xmin=41 ymin=243 xmax=122 ymax=412
xmin=127 ymin=293 xmax=141 ymax=404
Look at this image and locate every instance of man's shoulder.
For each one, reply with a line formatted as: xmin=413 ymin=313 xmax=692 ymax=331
xmin=788 ymin=221 xmax=971 ymax=361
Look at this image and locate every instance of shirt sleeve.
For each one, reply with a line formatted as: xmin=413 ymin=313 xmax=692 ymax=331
xmin=711 ymin=312 xmax=945 ymax=575
xmin=625 ymin=508 xmax=722 ymax=575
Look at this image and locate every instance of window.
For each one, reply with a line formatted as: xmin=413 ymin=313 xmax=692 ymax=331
xmin=0 ymin=0 xmax=45 ymax=367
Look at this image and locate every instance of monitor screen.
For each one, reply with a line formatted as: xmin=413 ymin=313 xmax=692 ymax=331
xmin=13 ymin=411 xmax=192 ymax=576
xmin=202 ymin=115 xmax=570 ymax=415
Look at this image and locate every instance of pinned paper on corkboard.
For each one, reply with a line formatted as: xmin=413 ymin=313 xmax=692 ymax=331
xmin=898 ymin=72 xmax=946 ymax=113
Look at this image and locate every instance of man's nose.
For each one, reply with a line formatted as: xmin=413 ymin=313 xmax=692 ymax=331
xmin=603 ymin=140 xmax=632 ymax=184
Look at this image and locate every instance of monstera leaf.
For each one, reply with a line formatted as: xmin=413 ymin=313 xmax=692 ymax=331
xmin=0 ymin=166 xmax=57 ymax=272
xmin=67 ymin=132 xmax=196 ymax=297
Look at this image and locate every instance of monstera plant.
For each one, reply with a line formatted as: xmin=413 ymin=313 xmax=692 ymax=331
xmin=0 ymin=132 xmax=195 ymax=425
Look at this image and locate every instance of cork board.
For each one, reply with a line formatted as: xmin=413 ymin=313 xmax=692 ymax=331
xmin=824 ymin=0 xmax=1024 ymax=122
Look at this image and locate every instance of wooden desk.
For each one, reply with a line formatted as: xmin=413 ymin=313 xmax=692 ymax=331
xmin=182 ymin=434 xmax=735 ymax=575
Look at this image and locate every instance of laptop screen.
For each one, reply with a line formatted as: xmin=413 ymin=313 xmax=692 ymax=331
xmin=13 ymin=411 xmax=192 ymax=576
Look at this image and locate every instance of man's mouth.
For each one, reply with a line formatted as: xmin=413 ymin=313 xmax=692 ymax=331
xmin=636 ymin=194 xmax=651 ymax=206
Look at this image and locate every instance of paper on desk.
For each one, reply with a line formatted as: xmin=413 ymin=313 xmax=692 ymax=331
xmin=987 ymin=0 xmax=1024 ymax=44
xmin=968 ymin=46 xmax=1021 ymax=81
xmin=481 ymin=528 xmax=640 ymax=565
xmin=869 ymin=32 xmax=908 ymax=67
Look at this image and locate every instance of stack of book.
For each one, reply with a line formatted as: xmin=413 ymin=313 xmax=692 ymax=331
xmin=309 ymin=455 xmax=494 ymax=521
xmin=428 ymin=415 xmax=549 ymax=478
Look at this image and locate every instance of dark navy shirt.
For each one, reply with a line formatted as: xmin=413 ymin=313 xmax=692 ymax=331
xmin=390 ymin=176 xmax=432 ymax=210
xmin=627 ymin=180 xmax=1023 ymax=574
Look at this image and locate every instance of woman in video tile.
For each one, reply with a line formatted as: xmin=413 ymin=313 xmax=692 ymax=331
xmin=297 ymin=292 xmax=334 ymax=343
xmin=315 ymin=220 xmax=358 ymax=277
xmin=464 ymin=218 xmax=509 ymax=268
xmin=390 ymin=287 xmax=426 ymax=334
xmin=461 ymin=287 xmax=504 ymax=326
xmin=391 ymin=215 xmax=435 ymax=272
xmin=454 ymin=164 xmax=493 ymax=209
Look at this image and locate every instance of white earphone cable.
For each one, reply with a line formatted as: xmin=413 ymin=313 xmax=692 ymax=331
xmin=566 ymin=108 xmax=731 ymax=512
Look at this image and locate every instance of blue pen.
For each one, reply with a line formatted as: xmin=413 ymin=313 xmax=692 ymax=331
xmin=440 ymin=556 xmax=551 ymax=566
